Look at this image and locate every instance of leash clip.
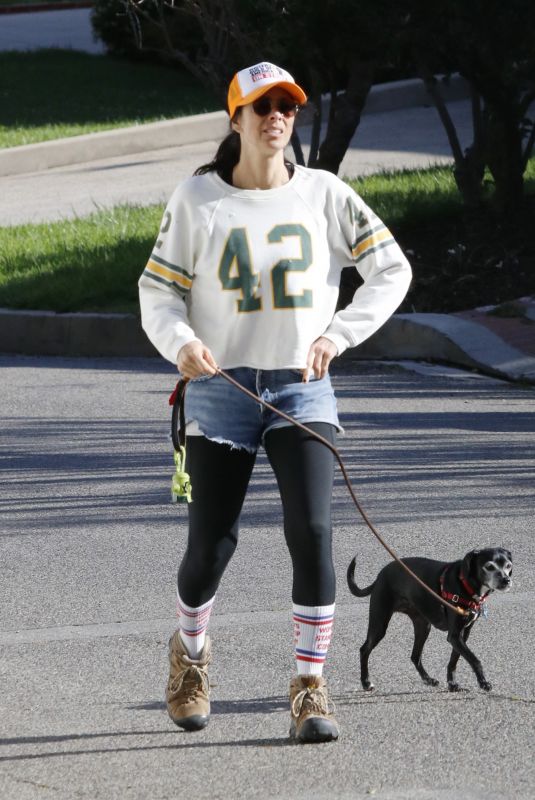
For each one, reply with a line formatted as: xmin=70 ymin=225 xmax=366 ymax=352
xmin=171 ymin=446 xmax=192 ymax=504
xmin=170 ymin=379 xmax=192 ymax=504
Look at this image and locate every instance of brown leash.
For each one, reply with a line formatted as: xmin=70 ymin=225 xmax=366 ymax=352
xmin=214 ymin=367 xmax=468 ymax=618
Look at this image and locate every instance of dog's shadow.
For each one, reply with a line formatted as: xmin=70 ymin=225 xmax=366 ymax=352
xmin=335 ymin=687 xmax=482 ymax=706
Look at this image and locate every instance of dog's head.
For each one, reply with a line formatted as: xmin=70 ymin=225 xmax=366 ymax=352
xmin=461 ymin=547 xmax=513 ymax=593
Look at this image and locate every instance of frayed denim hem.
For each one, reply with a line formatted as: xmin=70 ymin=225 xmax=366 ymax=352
xmin=204 ymin=434 xmax=258 ymax=454
xmin=186 ymin=419 xmax=258 ymax=453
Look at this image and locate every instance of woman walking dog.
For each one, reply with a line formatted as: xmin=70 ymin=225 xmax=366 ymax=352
xmin=139 ymin=61 xmax=411 ymax=743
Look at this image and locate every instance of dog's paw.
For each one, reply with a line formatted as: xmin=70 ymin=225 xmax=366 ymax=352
xmin=362 ymin=681 xmax=375 ymax=692
xmin=424 ymin=677 xmax=439 ymax=687
xmin=448 ymin=682 xmax=461 ymax=692
xmin=479 ymin=680 xmax=492 ymax=692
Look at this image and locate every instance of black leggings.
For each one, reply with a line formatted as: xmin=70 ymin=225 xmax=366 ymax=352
xmin=177 ymin=422 xmax=337 ymax=608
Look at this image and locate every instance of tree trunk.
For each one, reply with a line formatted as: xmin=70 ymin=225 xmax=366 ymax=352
xmin=307 ymin=90 xmax=323 ymax=167
xmin=290 ymin=129 xmax=306 ymax=166
xmin=486 ymin=103 xmax=525 ymax=218
xmin=452 ymin=87 xmax=486 ymax=211
xmin=420 ymin=72 xmax=486 ymax=210
xmin=314 ymin=59 xmax=376 ymax=175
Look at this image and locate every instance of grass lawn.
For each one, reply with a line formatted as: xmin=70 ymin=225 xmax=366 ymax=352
xmin=0 ymin=163 xmax=533 ymax=315
xmin=348 ymin=166 xmax=464 ymax=230
xmin=0 ymin=49 xmax=219 ymax=148
xmin=0 ymin=204 xmax=163 ymax=313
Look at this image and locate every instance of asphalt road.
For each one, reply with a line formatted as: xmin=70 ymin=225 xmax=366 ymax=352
xmin=0 ymin=8 xmax=105 ymax=54
xmin=1 ymin=355 xmax=534 ymax=799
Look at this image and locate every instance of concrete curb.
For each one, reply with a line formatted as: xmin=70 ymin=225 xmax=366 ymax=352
xmin=0 ymin=111 xmax=231 ymax=178
xmin=354 ymin=314 xmax=535 ymax=383
xmin=0 ymin=308 xmax=156 ymax=358
xmin=0 ymin=75 xmax=469 ymax=178
xmin=1 ymin=307 xmax=534 ymax=383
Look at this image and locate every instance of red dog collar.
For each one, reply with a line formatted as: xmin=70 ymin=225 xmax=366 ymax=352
xmin=440 ymin=568 xmax=489 ymax=613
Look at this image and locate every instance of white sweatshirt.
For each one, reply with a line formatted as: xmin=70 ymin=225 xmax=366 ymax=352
xmin=138 ymin=165 xmax=411 ymax=368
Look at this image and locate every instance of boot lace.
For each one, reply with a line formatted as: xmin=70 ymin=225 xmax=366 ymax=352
xmin=169 ymin=665 xmax=209 ymax=701
xmin=291 ymin=684 xmax=332 ymax=718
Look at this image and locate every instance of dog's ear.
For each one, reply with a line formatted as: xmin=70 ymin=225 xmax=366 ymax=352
xmin=461 ymin=549 xmax=479 ymax=578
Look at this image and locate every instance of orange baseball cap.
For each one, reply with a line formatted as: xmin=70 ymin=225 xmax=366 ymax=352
xmin=227 ymin=62 xmax=307 ymax=118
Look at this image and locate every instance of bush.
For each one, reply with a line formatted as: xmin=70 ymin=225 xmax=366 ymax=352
xmin=91 ymin=0 xmax=138 ymax=56
xmin=91 ymin=0 xmax=204 ymax=62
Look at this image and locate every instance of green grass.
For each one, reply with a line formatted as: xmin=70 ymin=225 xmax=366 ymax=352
xmin=0 ymin=49 xmax=219 ymax=148
xmin=1 ymin=162 xmax=534 ymax=314
xmin=347 ymin=166 xmax=463 ymax=228
xmin=0 ymin=204 xmax=164 ymax=313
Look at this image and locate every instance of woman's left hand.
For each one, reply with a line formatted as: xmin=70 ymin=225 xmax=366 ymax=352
xmin=302 ymin=336 xmax=338 ymax=382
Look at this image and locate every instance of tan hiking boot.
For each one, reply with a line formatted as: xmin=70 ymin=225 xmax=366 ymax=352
xmin=289 ymin=675 xmax=339 ymax=743
xmin=166 ymin=631 xmax=211 ymax=731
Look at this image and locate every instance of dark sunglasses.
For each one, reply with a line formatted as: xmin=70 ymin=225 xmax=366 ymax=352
xmin=252 ymin=97 xmax=300 ymax=118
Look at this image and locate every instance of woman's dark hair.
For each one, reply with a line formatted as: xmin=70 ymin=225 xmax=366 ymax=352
xmin=193 ymin=128 xmax=241 ymax=184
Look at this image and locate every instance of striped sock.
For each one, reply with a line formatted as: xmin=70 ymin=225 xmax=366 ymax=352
xmin=177 ymin=591 xmax=215 ymax=659
xmin=293 ymin=603 xmax=335 ymax=676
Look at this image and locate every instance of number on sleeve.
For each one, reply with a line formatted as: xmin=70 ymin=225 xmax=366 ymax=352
xmin=155 ymin=211 xmax=171 ymax=249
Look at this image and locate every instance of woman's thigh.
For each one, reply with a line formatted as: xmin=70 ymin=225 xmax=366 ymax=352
xmin=185 ymin=434 xmax=257 ymax=538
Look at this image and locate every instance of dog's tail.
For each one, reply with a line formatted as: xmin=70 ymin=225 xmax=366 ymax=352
xmin=347 ymin=556 xmax=375 ymax=597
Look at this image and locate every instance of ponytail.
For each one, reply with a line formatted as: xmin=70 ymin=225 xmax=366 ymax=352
xmin=193 ymin=129 xmax=241 ymax=183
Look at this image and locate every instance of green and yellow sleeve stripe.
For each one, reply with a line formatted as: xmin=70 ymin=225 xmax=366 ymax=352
xmin=351 ymin=223 xmax=396 ymax=264
xmin=142 ymin=253 xmax=193 ymax=295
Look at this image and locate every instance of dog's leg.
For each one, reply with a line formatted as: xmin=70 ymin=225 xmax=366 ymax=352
xmin=409 ymin=614 xmax=439 ymax=687
xmin=447 ymin=620 xmax=491 ymax=691
xmin=360 ymin=634 xmax=383 ymax=692
xmin=447 ymin=623 xmax=476 ymax=691
xmin=360 ymin=592 xmax=393 ymax=691
xmin=446 ymin=643 xmax=463 ymax=691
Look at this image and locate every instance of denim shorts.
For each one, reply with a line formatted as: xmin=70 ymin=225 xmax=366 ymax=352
xmin=184 ymin=368 xmax=341 ymax=452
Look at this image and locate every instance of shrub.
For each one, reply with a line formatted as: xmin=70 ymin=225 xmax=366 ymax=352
xmin=91 ymin=0 xmax=203 ymax=62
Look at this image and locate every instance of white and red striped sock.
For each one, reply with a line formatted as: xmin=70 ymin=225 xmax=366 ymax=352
xmin=177 ymin=592 xmax=215 ymax=659
xmin=293 ymin=603 xmax=335 ymax=676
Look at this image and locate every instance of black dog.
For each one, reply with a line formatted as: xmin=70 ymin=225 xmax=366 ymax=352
xmin=347 ymin=547 xmax=512 ymax=692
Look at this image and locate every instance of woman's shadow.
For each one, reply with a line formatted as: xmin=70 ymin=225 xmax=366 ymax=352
xmin=129 ymin=695 xmax=288 ymax=716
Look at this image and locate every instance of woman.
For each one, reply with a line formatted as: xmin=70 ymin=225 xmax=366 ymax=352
xmin=139 ymin=61 xmax=411 ymax=743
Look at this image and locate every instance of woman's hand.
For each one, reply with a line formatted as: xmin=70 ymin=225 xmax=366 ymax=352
xmin=176 ymin=340 xmax=218 ymax=379
xmin=302 ymin=336 xmax=338 ymax=382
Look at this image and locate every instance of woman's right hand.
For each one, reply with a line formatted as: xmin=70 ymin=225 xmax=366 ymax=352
xmin=176 ymin=340 xmax=218 ymax=379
